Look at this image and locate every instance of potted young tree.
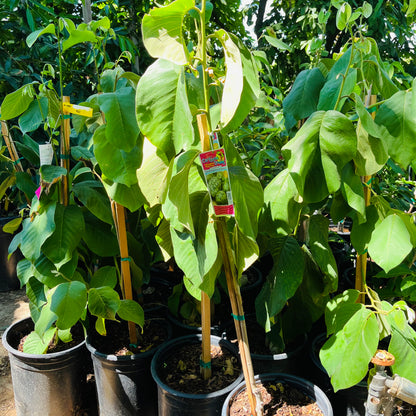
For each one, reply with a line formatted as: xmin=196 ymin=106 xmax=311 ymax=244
xmin=135 ymin=0 xmax=266 ymax=414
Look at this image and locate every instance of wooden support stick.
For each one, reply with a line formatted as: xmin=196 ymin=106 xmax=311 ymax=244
xmin=60 ymin=96 xmax=71 ymax=206
xmin=355 ymin=94 xmax=377 ymax=304
xmin=197 ymin=113 xmax=212 ymax=380
xmin=112 ymin=201 xmax=137 ymax=346
xmin=1 ymin=122 xmax=23 ymax=172
xmin=216 ymin=218 xmax=261 ymax=416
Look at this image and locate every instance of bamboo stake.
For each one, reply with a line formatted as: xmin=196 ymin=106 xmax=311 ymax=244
xmin=197 ymin=113 xmax=212 ymax=380
xmin=197 ymin=113 xmax=261 ymax=414
xmin=1 ymin=122 xmax=23 ymax=172
xmin=111 ymin=200 xmax=138 ymax=346
xmin=60 ymin=96 xmax=71 ymax=206
xmin=216 ymin=218 xmax=261 ymax=416
xmin=355 ymin=94 xmax=377 ymax=304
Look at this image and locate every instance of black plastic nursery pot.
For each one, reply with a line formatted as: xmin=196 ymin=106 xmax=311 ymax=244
xmin=86 ymin=318 xmax=172 ymax=416
xmin=0 ymin=217 xmax=22 ymax=292
xmin=151 ymin=334 xmax=244 ymax=416
xmin=2 ymin=317 xmax=89 ymax=416
xmin=221 ymin=373 xmax=333 ymax=416
xmin=309 ymin=333 xmax=367 ymax=416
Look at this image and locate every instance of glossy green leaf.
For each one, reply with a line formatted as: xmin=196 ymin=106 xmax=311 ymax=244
xmin=40 ymin=165 xmax=67 ymax=184
xmin=354 ymin=94 xmax=388 ymax=176
xmin=264 ymin=35 xmax=292 ymax=51
xmin=16 ymin=258 xmax=34 ymax=286
xmin=19 ymin=202 xmax=56 ymax=261
xmin=102 ymin=178 xmax=145 ymax=213
xmin=336 ymin=2 xmax=352 ymax=30
xmin=0 ymin=84 xmax=35 ymax=120
xmin=15 ymin=171 xmax=37 ymax=200
xmin=62 ymin=28 xmax=97 ymax=51
xmin=23 ymin=327 xmax=56 ymax=354
xmin=34 ymin=298 xmax=57 ymax=337
xmin=136 ymin=59 xmax=194 ymax=158
xmin=142 ymin=0 xmax=193 ymax=65
xmin=88 ymin=286 xmax=121 ymax=320
xmin=26 ymin=23 xmax=55 ymax=47
xmin=42 ymin=205 xmax=84 ymax=268
xmin=3 ymin=217 xmax=22 ymax=235
xmin=89 ymin=266 xmax=117 ymax=289
xmin=72 ymin=181 xmax=113 ymax=224
xmin=50 ymin=281 xmax=87 ymax=330
xmin=162 ymin=149 xmax=200 ymax=235
xmin=233 ymin=225 xmax=259 ymax=281
xmin=225 ymin=137 xmax=263 ymax=239
xmin=308 ymin=215 xmax=338 ymax=294
xmin=117 ymin=300 xmax=144 ymax=329
xmin=350 ymin=205 xmax=380 ymax=255
xmin=33 ymin=254 xmax=66 ymax=288
xmin=93 ymin=124 xmax=143 ymax=186
xmin=375 ymin=80 xmax=416 ymax=168
xmin=320 ymin=304 xmax=378 ymax=391
xmin=283 ymin=68 xmax=326 ymax=130
xmin=255 ymin=235 xmax=304 ymax=331
xmin=136 ymin=140 xmax=171 ymax=208
xmin=368 ymin=214 xmax=413 ymax=273
xmin=98 ymin=87 xmax=140 ymax=152
xmin=263 ymin=168 xmax=302 ymax=233
xmin=82 ymin=210 xmax=119 ymax=257
xmin=340 ymin=162 xmax=366 ymax=222
xmin=318 ymin=49 xmax=357 ymax=111
xmin=18 ymin=97 xmax=48 ymax=134
xmin=219 ymin=34 xmax=260 ymax=133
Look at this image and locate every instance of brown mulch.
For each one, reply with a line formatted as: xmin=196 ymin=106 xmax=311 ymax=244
xmin=159 ymin=342 xmax=241 ymax=394
xmin=229 ymin=381 xmax=324 ymax=416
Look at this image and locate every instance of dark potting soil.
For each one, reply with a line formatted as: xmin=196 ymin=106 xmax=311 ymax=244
xmin=159 ymin=343 xmax=241 ymax=394
xmin=89 ymin=318 xmax=169 ymax=355
xmin=229 ymin=381 xmax=323 ymax=416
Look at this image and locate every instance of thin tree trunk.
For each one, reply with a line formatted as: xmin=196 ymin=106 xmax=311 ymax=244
xmin=254 ymin=0 xmax=268 ymax=38
xmin=82 ymin=0 xmax=92 ymax=24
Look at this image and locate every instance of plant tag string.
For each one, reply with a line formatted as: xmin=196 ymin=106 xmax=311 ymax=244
xmin=199 ymin=148 xmax=234 ymax=216
xmin=39 ymin=143 xmax=53 ymax=166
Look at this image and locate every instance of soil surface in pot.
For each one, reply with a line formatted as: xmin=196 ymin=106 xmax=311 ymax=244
xmin=159 ymin=342 xmax=241 ymax=394
xmin=229 ymin=381 xmax=323 ymax=416
xmin=89 ymin=318 xmax=169 ymax=355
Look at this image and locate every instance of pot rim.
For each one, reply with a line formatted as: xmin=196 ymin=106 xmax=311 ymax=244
xmin=151 ymin=334 xmax=244 ymax=400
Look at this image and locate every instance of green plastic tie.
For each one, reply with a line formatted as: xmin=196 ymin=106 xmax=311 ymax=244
xmin=231 ymin=313 xmax=245 ymax=321
xmin=121 ymin=257 xmax=131 ymax=262
xmin=62 ymin=114 xmax=72 ymax=120
xmin=199 ymin=359 xmax=212 ymax=369
xmin=12 ymin=157 xmax=24 ymax=165
xmin=60 ymin=154 xmax=70 ymax=160
xmin=129 ymin=343 xmax=138 ymax=348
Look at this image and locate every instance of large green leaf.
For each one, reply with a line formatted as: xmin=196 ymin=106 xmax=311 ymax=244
xmin=320 ymin=304 xmax=378 ymax=391
xmin=224 ymin=137 xmax=263 ymax=239
xmin=62 ymin=27 xmax=97 ymax=51
xmin=283 ymin=111 xmax=356 ymax=198
xmin=19 ymin=201 xmax=56 ymax=261
xmin=98 ymin=87 xmax=140 ymax=152
xmin=387 ymin=307 xmax=416 ymax=383
xmin=136 ymin=59 xmax=194 ymax=158
xmin=72 ymin=181 xmax=113 ymax=224
xmin=255 ymin=235 xmax=304 ymax=331
xmin=89 ymin=266 xmax=117 ymax=289
xmin=33 ymin=254 xmax=67 ymax=288
xmin=308 ymin=215 xmax=338 ymax=294
xmin=350 ymin=204 xmax=380 ymax=255
xmin=41 ymin=205 xmax=84 ymax=268
xmin=117 ymin=300 xmax=144 ymax=329
xmin=354 ymin=94 xmax=388 ymax=176
xmin=34 ymin=297 xmax=57 ymax=337
xmin=263 ymin=168 xmax=302 ymax=234
xmin=340 ymin=162 xmax=366 ymax=222
xmin=18 ymin=97 xmax=48 ymax=134
xmin=317 ymin=48 xmax=357 ymax=111
xmin=0 ymin=84 xmax=35 ymax=120
xmin=233 ymin=225 xmax=259 ymax=281
xmin=88 ymin=286 xmax=121 ymax=320
xmin=16 ymin=259 xmax=35 ymax=286
xmin=162 ymin=149 xmax=200 ymax=235
xmin=136 ymin=140 xmax=171 ymax=208
xmin=93 ymin=124 xmax=143 ymax=186
xmin=82 ymin=210 xmax=119 ymax=257
xmin=23 ymin=327 xmax=56 ymax=354
xmin=141 ymin=0 xmax=193 ymax=65
xmin=368 ymin=214 xmax=413 ymax=273
xmin=375 ymin=80 xmax=416 ymax=168
xmin=283 ymin=68 xmax=326 ymax=130
xmin=218 ymin=33 xmax=260 ymax=133
xmin=50 ymin=281 xmax=88 ymax=330
xmin=26 ymin=23 xmax=56 ymax=47
xmin=102 ymin=177 xmax=145 ymax=213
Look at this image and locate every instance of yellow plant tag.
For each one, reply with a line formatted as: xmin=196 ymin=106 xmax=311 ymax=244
xmin=62 ymin=103 xmax=93 ymax=117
